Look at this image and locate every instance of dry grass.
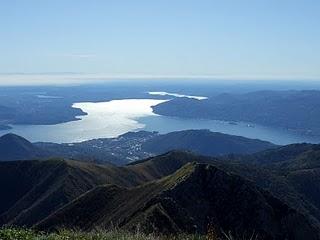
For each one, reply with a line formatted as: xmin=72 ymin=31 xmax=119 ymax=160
xmin=0 ymin=228 xmax=202 ymax=240
xmin=0 ymin=228 xmax=258 ymax=240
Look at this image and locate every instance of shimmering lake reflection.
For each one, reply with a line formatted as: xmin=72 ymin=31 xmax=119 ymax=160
xmin=0 ymin=98 xmax=319 ymax=145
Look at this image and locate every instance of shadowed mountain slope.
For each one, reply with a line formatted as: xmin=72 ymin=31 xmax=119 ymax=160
xmin=141 ymin=129 xmax=276 ymax=156
xmin=0 ymin=152 xmax=202 ymax=227
xmin=0 ymin=159 xmax=148 ymax=227
xmin=1 ymin=149 xmax=320 ymax=239
xmin=37 ymin=163 xmax=319 ymax=240
xmin=213 ymin=143 xmax=320 ymax=227
xmin=0 ymin=134 xmax=46 ymax=161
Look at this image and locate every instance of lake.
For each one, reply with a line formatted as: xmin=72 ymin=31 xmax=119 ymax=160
xmin=0 ymin=97 xmax=320 ymax=145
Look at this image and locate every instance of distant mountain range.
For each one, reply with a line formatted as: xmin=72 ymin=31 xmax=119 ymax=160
xmin=0 ymin=130 xmax=276 ymax=164
xmin=152 ymin=90 xmax=320 ymax=136
xmin=1 ymin=151 xmax=319 ymax=239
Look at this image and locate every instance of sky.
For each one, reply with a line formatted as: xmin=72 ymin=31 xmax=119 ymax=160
xmin=0 ymin=0 xmax=320 ymax=85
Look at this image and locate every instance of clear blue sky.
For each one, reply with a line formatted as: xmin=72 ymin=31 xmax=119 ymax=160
xmin=1 ymin=0 xmax=320 ymax=82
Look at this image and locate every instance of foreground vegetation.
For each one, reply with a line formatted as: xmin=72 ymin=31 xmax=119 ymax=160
xmin=0 ymin=228 xmax=204 ymax=240
xmin=0 ymin=228 xmax=257 ymax=240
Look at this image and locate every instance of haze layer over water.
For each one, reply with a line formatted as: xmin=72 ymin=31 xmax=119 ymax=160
xmin=0 ymin=96 xmax=319 ymax=144
xmin=0 ymin=99 xmax=166 ymax=143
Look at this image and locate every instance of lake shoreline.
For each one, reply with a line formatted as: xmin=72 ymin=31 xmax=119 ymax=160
xmin=0 ymin=97 xmax=319 ymax=145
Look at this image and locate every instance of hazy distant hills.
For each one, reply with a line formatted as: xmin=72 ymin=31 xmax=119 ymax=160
xmin=0 ymin=133 xmax=47 ymax=161
xmin=0 ymin=130 xmax=276 ymax=164
xmin=0 ymin=98 xmax=84 ymax=125
xmin=142 ymin=129 xmax=275 ymax=156
xmin=36 ymin=130 xmax=276 ymax=164
xmin=2 ymin=88 xmax=320 ymax=137
xmin=0 ymin=85 xmax=165 ymax=126
xmin=153 ymin=90 xmax=320 ymax=136
xmin=1 ymin=151 xmax=319 ymax=239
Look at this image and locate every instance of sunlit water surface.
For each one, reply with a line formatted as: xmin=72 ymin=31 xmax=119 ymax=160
xmin=0 ymin=98 xmax=319 ymax=145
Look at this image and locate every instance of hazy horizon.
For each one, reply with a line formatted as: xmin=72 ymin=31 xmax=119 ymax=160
xmin=1 ymin=0 xmax=320 ymax=85
xmin=0 ymin=73 xmax=320 ymax=86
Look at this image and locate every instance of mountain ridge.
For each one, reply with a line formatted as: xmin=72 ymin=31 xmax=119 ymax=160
xmin=37 ymin=162 xmax=320 ymax=239
xmin=1 ymin=147 xmax=320 ymax=239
